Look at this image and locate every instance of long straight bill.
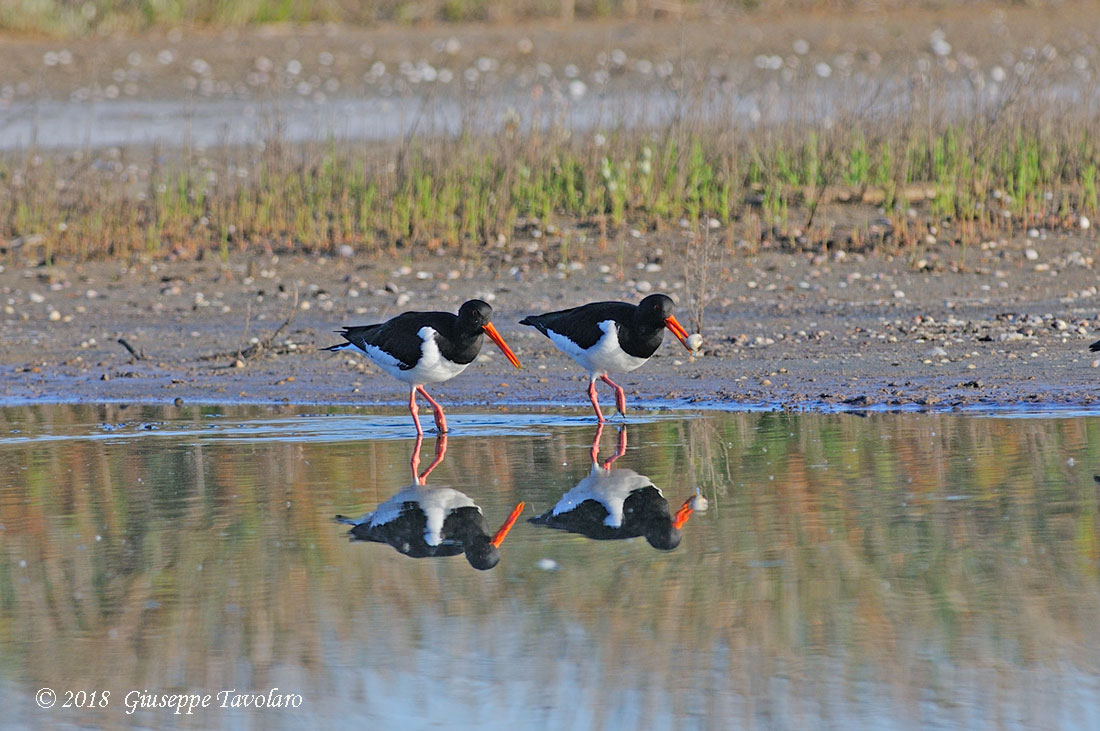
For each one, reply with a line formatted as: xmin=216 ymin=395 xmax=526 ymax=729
xmin=664 ymin=315 xmax=692 ymax=350
xmin=490 ymin=502 xmax=526 ymax=547
xmin=483 ymin=322 xmax=522 ymax=368
xmin=672 ymin=498 xmax=694 ymax=530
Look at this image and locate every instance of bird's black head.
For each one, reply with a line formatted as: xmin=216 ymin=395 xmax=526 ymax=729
xmin=644 ymin=522 xmax=683 ymax=551
xmin=635 ymin=294 xmax=676 ymax=327
xmin=457 ymin=299 xmax=494 ymax=333
xmin=464 ymin=535 xmax=502 ymax=570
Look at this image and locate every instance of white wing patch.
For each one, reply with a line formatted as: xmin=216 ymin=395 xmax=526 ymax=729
xmin=551 ymin=465 xmax=657 ymax=528
xmin=546 ymin=320 xmax=649 ymax=377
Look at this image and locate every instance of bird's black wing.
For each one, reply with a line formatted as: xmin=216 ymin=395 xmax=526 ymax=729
xmin=1090 ymin=339 xmax=1100 ymax=352
xmin=520 ymin=301 xmax=634 ymax=349
xmin=327 ymin=311 xmax=456 ymax=369
xmin=527 ymin=499 xmax=640 ymax=541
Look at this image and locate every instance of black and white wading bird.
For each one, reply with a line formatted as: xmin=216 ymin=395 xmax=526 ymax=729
xmin=520 ymin=294 xmax=693 ymax=422
xmin=528 ymin=425 xmax=694 ymax=550
xmin=325 ymin=299 xmax=521 ymax=435
xmin=335 ymin=435 xmax=526 ymax=570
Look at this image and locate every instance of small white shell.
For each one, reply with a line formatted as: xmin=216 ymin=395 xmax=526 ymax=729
xmin=687 ymin=333 xmax=704 ymax=352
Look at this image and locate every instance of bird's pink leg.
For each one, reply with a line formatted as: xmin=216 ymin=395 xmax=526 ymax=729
xmin=601 ymin=426 xmax=628 ymax=469
xmin=408 ymin=387 xmax=424 ymax=436
xmin=409 ymin=433 xmax=425 ymax=481
xmin=590 ymin=422 xmax=606 ymax=464
xmin=590 ymin=423 xmax=627 ymax=469
xmin=600 ymin=374 xmax=627 ymax=417
xmin=587 ymin=379 xmax=606 ymax=423
xmin=416 ymin=385 xmax=448 ymax=434
xmin=416 ymin=435 xmax=448 ymax=484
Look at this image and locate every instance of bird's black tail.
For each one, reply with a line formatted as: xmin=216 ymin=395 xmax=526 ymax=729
xmin=519 ymin=315 xmax=548 ymax=336
xmin=1090 ymin=340 xmax=1100 ymax=352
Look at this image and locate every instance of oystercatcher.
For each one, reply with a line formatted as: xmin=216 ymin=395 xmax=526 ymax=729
xmin=519 ymin=294 xmax=692 ymax=421
xmin=325 ymin=299 xmax=521 ymax=435
xmin=336 ymin=435 xmax=526 ymax=570
xmin=528 ymin=425 xmax=693 ymax=550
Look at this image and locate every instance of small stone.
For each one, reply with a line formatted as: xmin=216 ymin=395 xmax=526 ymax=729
xmin=691 ymin=493 xmax=709 ymax=511
xmin=233 ymin=359 xmax=245 ymax=368
xmin=1081 ymin=216 xmax=1091 ymax=230
xmin=1024 ymin=248 xmax=1039 ymax=260
xmin=536 ymin=558 xmax=558 ymax=571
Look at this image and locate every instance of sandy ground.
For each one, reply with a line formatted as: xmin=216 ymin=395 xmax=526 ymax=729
xmin=2 ymin=224 xmax=1099 ymax=413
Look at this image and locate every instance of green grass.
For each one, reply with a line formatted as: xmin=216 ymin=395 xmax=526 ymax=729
xmin=0 ymin=0 xmax=1069 ymax=36
xmin=3 ymin=115 xmax=1099 ymax=263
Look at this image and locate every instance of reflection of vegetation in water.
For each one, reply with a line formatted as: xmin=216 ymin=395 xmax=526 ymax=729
xmin=1 ymin=404 xmax=1099 ymax=722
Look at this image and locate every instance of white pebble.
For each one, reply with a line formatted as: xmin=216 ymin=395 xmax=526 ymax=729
xmin=1081 ymin=216 xmax=1091 ymax=230
xmin=536 ymin=558 xmax=558 ymax=571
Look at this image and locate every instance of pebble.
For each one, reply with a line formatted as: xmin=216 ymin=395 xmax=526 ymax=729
xmin=536 ymin=558 xmax=558 ymax=571
xmin=1024 ymin=248 xmax=1039 ymax=260
xmin=1081 ymin=216 xmax=1091 ymax=230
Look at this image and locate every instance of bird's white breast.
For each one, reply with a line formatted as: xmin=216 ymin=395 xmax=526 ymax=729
xmin=352 ymin=326 xmax=470 ymax=385
xmin=546 ymin=320 xmax=649 ymax=377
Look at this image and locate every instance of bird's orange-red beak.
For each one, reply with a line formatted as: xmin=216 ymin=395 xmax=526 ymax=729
xmin=483 ymin=322 xmax=522 ymax=369
xmin=672 ymin=497 xmax=694 ymax=530
xmin=490 ymin=501 xmax=526 ymax=547
xmin=664 ymin=315 xmax=692 ymax=351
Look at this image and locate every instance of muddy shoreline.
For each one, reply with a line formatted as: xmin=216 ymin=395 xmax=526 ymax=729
xmin=3 ymin=224 xmax=1099 ymax=413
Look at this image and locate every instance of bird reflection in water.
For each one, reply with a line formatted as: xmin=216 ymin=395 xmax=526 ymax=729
xmin=336 ymin=435 xmax=526 ymax=570
xmin=528 ymin=424 xmax=694 ymax=550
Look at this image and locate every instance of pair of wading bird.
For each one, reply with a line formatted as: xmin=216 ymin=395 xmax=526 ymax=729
xmin=324 ymin=293 xmax=697 ymax=435
xmin=327 ymin=294 xmax=699 ymax=569
xmin=336 ymin=425 xmax=696 ymax=570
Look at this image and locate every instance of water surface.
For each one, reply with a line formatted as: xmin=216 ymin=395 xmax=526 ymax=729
xmin=1 ymin=404 xmax=1099 ymax=729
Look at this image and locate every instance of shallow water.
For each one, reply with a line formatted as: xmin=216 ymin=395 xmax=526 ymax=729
xmin=2 ymin=404 xmax=1100 ymax=729
xmin=3 ymin=75 xmax=1091 ymax=151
